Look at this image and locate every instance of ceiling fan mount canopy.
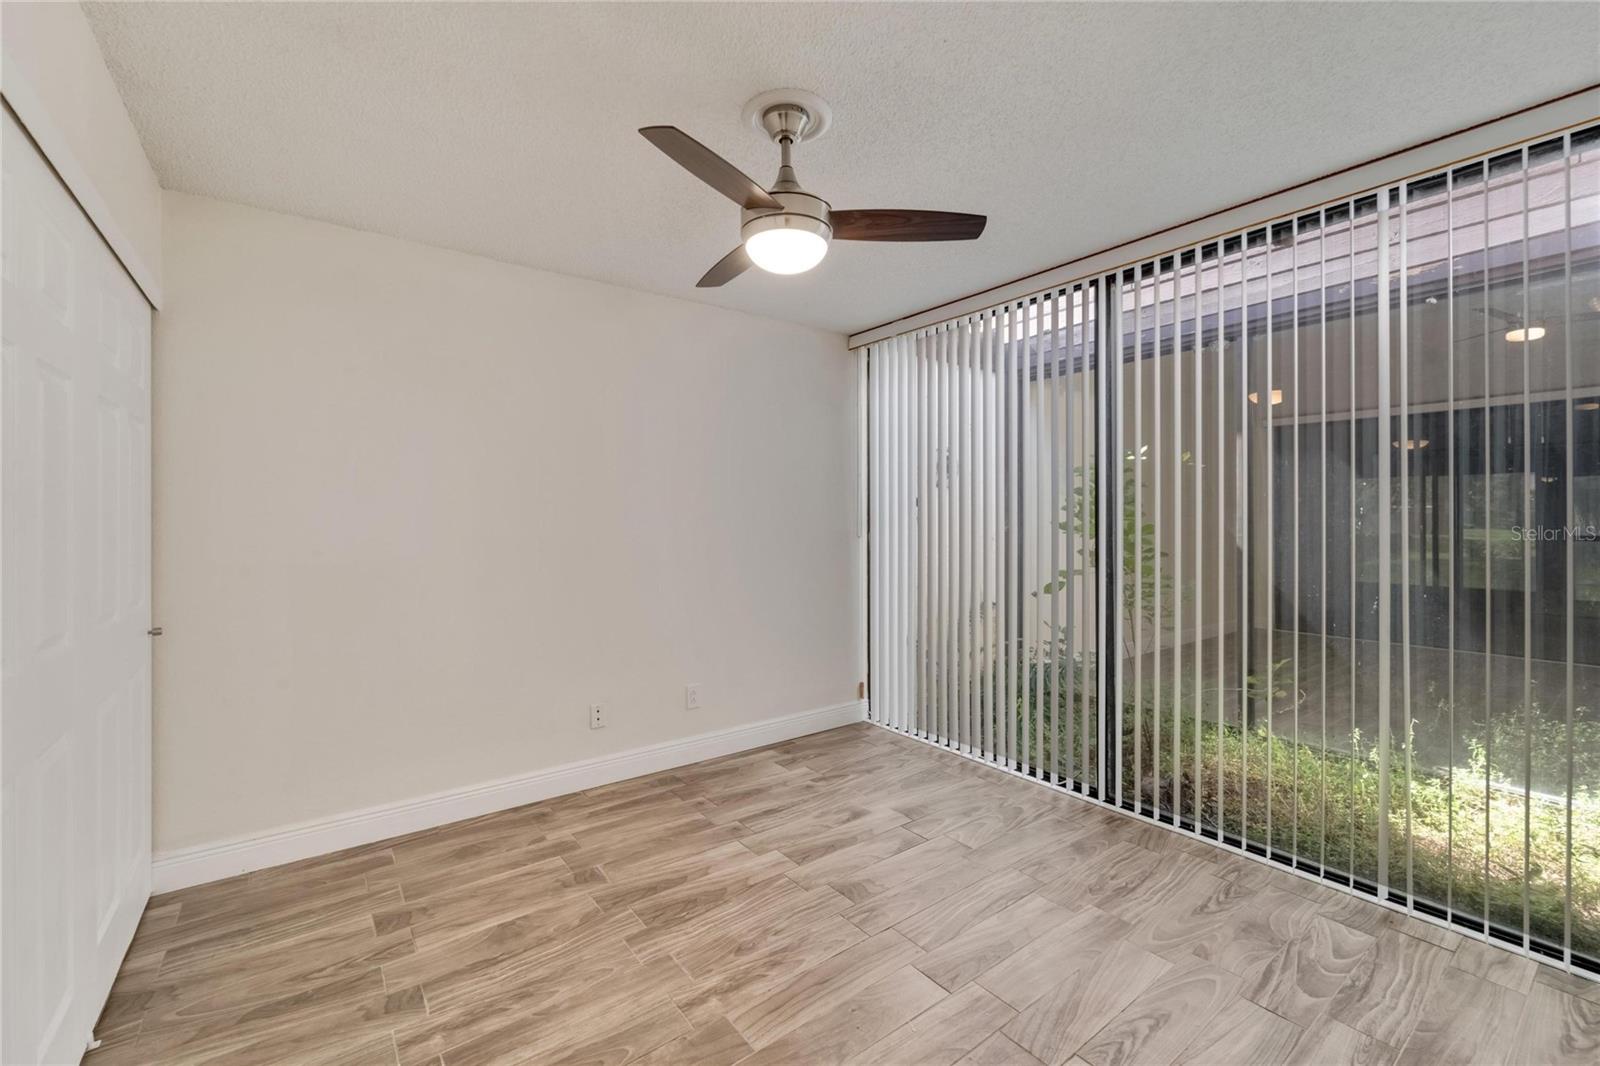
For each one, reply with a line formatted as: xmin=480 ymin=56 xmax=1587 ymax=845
xmin=741 ymin=88 xmax=833 ymax=144
xmin=759 ymin=101 xmax=813 ymax=146
xmin=638 ymin=90 xmax=986 ymax=287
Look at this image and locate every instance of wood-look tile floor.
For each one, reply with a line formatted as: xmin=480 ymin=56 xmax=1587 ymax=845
xmin=88 ymin=724 xmax=1600 ymax=1066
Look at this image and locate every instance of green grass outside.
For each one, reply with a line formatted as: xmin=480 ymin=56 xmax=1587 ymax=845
xmin=1009 ymin=655 xmax=1600 ymax=957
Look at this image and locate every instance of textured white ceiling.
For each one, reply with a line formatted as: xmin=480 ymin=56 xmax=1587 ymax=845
xmin=87 ymin=2 xmax=1599 ymax=335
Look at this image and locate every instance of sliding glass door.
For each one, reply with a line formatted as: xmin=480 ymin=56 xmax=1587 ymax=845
xmin=866 ymin=122 xmax=1600 ymax=976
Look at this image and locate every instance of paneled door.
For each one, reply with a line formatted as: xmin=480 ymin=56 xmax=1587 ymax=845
xmin=2 ymin=108 xmax=152 ymax=1064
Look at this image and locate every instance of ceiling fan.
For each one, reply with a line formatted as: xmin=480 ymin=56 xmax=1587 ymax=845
xmin=639 ymin=99 xmax=986 ymax=287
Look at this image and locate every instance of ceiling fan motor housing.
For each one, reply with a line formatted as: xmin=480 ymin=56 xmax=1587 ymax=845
xmin=741 ymin=190 xmax=831 ymax=246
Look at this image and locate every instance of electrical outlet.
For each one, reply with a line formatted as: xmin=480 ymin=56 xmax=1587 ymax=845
xmin=589 ymin=704 xmax=606 ymax=730
xmin=685 ymin=684 xmax=702 ymax=711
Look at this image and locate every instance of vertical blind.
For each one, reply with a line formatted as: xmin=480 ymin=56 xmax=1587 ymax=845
xmin=869 ymin=285 xmax=1100 ymax=788
xmin=866 ymin=122 xmax=1600 ymax=977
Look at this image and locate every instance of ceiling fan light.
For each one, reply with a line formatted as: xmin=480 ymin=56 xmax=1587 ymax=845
xmin=742 ymin=207 xmax=831 ymax=275
xmin=745 ymin=228 xmax=828 ymax=274
xmin=1505 ymin=325 xmax=1545 ymax=343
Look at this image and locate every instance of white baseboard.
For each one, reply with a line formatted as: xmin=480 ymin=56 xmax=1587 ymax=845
xmin=152 ymin=700 xmax=867 ymax=893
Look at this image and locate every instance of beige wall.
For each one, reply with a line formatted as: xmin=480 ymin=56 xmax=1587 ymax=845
xmin=154 ymin=192 xmax=861 ymax=853
xmin=1 ymin=1 xmax=162 ymax=301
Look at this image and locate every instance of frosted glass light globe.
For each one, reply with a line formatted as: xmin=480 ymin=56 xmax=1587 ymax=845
xmin=745 ymin=228 xmax=829 ymax=274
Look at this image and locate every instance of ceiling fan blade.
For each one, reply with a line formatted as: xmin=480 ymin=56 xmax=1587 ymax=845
xmin=831 ymin=210 xmax=987 ymax=242
xmin=639 ymin=126 xmax=782 ymax=211
xmin=696 ymin=245 xmax=752 ymax=288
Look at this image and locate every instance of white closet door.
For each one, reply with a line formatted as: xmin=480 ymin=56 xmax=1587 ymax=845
xmin=2 ymin=107 xmax=152 ymax=1065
